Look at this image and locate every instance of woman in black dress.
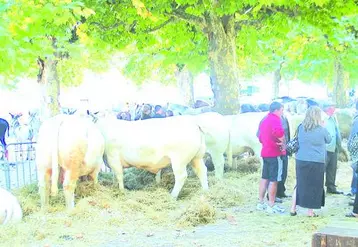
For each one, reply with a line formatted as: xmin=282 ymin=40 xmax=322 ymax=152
xmin=290 ymin=106 xmax=331 ymax=217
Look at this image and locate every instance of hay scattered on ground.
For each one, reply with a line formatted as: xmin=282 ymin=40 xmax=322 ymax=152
xmin=1 ymin=157 xmax=353 ymax=247
xmin=177 ymin=196 xmax=216 ymax=227
xmin=123 ymin=167 xmax=156 ymax=190
xmin=229 ymin=155 xmax=260 ymax=173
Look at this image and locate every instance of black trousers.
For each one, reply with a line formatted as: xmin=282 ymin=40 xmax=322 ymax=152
xmin=325 ymin=151 xmax=338 ymax=192
xmin=277 ymin=155 xmax=288 ymax=197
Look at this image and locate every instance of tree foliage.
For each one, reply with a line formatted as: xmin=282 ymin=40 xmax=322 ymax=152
xmin=0 ymin=0 xmax=113 ymax=86
xmin=1 ymin=0 xmax=357 ymax=113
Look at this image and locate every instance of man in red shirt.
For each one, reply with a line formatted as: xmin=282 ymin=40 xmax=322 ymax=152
xmin=257 ymin=101 xmax=286 ymax=213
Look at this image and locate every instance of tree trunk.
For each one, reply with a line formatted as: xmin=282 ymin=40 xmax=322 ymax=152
xmin=206 ymin=15 xmax=239 ymax=115
xmin=175 ymin=66 xmax=194 ymax=106
xmin=333 ymin=58 xmax=347 ymax=107
xmin=272 ymin=61 xmax=284 ymax=99
xmin=37 ymin=58 xmax=61 ymax=118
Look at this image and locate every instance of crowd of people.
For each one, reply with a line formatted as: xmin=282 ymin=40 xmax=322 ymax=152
xmin=256 ymin=100 xmax=358 ymax=218
xmin=116 ymin=104 xmax=174 ymax=121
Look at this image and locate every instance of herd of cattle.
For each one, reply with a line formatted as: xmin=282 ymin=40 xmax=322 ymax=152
xmin=0 ymin=96 xmax=356 ymax=225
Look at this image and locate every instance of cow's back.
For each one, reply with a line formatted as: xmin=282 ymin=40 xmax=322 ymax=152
xmin=97 ymin=116 xmax=205 ymax=171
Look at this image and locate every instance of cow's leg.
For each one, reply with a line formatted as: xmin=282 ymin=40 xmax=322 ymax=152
xmin=191 ymin=158 xmax=209 ymax=190
xmin=88 ymin=166 xmax=101 ymax=185
xmin=38 ymin=168 xmax=51 ymax=211
xmin=211 ymin=151 xmax=225 ymax=179
xmin=170 ymin=161 xmax=188 ymax=199
xmin=63 ymin=171 xmax=78 ymax=210
xmin=155 ymin=169 xmax=162 ymax=184
xmin=107 ymin=153 xmax=124 ymax=190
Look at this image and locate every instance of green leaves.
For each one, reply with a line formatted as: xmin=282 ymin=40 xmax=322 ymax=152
xmin=0 ymin=0 xmax=99 ymax=85
xmin=0 ymin=0 xmax=357 ymax=97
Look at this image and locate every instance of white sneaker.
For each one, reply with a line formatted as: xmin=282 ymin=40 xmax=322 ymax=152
xmin=266 ymin=204 xmax=285 ymax=214
xmin=256 ymin=202 xmax=267 ymax=211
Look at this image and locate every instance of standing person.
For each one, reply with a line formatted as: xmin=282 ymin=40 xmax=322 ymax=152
xmin=346 ymin=166 xmax=358 ymax=218
xmin=346 ymin=101 xmax=358 ymax=215
xmin=256 ymin=101 xmax=286 ymax=213
xmin=277 ymin=114 xmax=290 ymax=199
xmin=290 ymin=106 xmax=331 ymax=217
xmin=153 ymin=105 xmax=166 ymax=118
xmin=322 ymin=101 xmax=343 ymax=194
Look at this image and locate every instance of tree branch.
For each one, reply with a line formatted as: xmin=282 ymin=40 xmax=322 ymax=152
xmin=143 ymin=17 xmax=175 ymax=33
xmin=169 ymin=8 xmax=206 ymax=30
xmin=235 ymin=19 xmax=263 ymax=31
xmin=90 ymin=21 xmax=121 ymax=31
xmin=37 ymin=57 xmax=45 ymax=83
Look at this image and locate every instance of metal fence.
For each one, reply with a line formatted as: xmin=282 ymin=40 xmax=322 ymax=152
xmin=0 ymin=142 xmax=37 ymax=190
xmin=0 ymin=142 xmax=112 ymax=191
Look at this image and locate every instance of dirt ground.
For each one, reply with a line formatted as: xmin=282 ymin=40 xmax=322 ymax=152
xmin=1 ymin=158 xmax=357 ymax=247
xmin=100 ymin=161 xmax=357 ymax=247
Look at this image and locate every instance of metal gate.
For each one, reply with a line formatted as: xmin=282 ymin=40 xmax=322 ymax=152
xmin=0 ymin=142 xmax=113 ymax=191
xmin=0 ymin=142 xmax=37 ymax=190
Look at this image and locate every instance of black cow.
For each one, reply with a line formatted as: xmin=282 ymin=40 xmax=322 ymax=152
xmin=0 ymin=118 xmax=9 ymax=148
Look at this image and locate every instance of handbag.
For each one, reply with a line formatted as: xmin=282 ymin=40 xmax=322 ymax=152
xmin=286 ymin=124 xmax=301 ymax=156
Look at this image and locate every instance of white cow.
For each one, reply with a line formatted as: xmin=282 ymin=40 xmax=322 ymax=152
xmin=96 ymin=116 xmax=208 ymax=198
xmin=0 ymin=188 xmax=23 ymax=225
xmin=225 ymin=112 xmax=267 ymax=163
xmin=36 ymin=115 xmax=105 ymax=210
xmin=186 ymin=112 xmax=232 ymax=179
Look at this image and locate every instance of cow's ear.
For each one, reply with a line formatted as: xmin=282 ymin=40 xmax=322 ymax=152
xmin=9 ymin=113 xmax=14 ymax=118
xmin=86 ymin=110 xmax=90 ymax=115
xmin=94 ymin=111 xmax=99 ymax=115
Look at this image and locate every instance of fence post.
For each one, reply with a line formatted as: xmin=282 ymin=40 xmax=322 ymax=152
xmin=3 ymin=162 xmax=11 ymax=190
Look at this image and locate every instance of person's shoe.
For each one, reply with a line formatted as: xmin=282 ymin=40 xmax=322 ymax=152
xmin=275 ymin=197 xmax=283 ymax=203
xmin=308 ymin=212 xmax=319 ymax=217
xmin=256 ymin=202 xmax=267 ymax=211
xmin=345 ymin=192 xmax=354 ymax=197
xmin=277 ymin=193 xmax=291 ymax=198
xmin=345 ymin=212 xmax=358 ymax=218
xmin=266 ymin=204 xmax=285 ymax=214
xmin=290 ymin=211 xmax=297 ymax=216
xmin=284 ymin=193 xmax=291 ymax=198
xmin=327 ymin=190 xmax=344 ymax=195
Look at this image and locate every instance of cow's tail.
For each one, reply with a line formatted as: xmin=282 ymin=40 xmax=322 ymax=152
xmin=226 ymin=129 xmax=233 ymax=168
xmin=103 ymin=152 xmax=110 ymax=168
xmin=51 ymin=118 xmax=62 ymax=197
